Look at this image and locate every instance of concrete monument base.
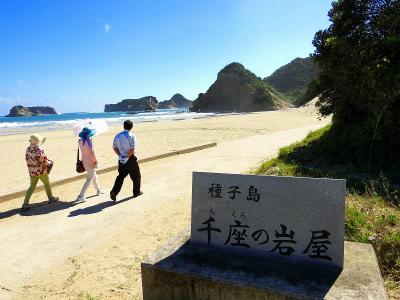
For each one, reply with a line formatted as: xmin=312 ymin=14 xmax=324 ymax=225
xmin=141 ymin=233 xmax=387 ymax=300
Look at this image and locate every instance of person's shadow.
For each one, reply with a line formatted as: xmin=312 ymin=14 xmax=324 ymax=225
xmin=0 ymin=195 xmax=134 ymax=220
xmin=68 ymin=196 xmax=134 ymax=217
xmin=0 ymin=200 xmax=81 ymax=219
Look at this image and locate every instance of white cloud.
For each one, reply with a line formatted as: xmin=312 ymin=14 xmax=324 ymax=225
xmin=104 ymin=23 xmax=110 ymax=33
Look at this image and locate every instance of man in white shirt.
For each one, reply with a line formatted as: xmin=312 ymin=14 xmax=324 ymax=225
xmin=110 ymin=120 xmax=142 ymax=201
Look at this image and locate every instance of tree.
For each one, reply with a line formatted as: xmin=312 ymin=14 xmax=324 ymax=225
xmin=312 ymin=0 xmax=400 ymax=170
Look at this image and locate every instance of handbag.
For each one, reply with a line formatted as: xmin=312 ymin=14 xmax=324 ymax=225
xmin=47 ymin=160 xmax=54 ymax=174
xmin=76 ymin=144 xmax=86 ymax=173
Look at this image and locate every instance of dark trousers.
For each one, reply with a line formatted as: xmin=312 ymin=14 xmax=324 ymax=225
xmin=111 ymin=156 xmax=141 ymax=196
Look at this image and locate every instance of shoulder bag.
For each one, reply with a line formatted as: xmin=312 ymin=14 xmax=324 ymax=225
xmin=76 ymin=143 xmax=86 ymax=173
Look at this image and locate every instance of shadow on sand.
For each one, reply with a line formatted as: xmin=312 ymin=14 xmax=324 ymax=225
xmin=0 ymin=194 xmax=135 ymax=220
xmin=0 ymin=199 xmax=82 ymax=219
xmin=68 ymin=196 xmax=134 ymax=217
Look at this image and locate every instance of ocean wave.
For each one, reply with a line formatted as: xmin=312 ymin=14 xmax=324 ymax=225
xmin=0 ymin=111 xmax=215 ymax=131
xmin=0 ymin=119 xmax=82 ymax=128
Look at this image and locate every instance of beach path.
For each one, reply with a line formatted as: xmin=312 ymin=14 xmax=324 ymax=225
xmin=0 ymin=123 xmax=327 ymax=300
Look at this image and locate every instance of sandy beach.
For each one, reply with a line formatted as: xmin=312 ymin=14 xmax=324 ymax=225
xmin=0 ymin=109 xmax=329 ymax=299
xmin=0 ymin=106 xmax=326 ymax=197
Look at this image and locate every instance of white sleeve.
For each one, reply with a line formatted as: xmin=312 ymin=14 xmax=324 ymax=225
xmin=130 ymin=134 xmax=137 ymax=149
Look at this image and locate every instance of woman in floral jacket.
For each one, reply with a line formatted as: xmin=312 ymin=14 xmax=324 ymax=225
xmin=22 ymin=134 xmax=58 ymax=211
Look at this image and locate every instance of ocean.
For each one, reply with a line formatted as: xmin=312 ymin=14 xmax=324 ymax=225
xmin=0 ymin=109 xmax=214 ymax=135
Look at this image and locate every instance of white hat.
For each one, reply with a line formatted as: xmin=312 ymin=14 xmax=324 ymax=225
xmin=30 ymin=134 xmax=46 ymax=146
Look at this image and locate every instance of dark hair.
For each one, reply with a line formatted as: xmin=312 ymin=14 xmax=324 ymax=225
xmin=123 ymin=120 xmax=133 ymax=130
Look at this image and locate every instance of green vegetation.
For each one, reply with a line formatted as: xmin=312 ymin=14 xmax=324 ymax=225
xmin=311 ymin=0 xmax=400 ymax=170
xmin=264 ymin=57 xmax=319 ymax=104
xmin=298 ymin=78 xmax=321 ymax=107
xmin=219 ymin=62 xmax=279 ymax=105
xmin=219 ymin=62 xmax=266 ymax=91
xmin=254 ymin=1 xmax=400 ymax=297
xmin=253 ymin=126 xmax=400 ymax=297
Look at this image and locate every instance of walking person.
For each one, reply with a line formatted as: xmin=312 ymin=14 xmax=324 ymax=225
xmin=76 ymin=127 xmax=103 ymax=201
xmin=110 ymin=120 xmax=142 ymax=201
xmin=22 ymin=134 xmax=58 ymax=211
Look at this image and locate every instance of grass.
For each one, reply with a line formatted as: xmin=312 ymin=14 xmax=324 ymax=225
xmin=78 ymin=291 xmax=101 ymax=300
xmin=66 ymin=257 xmax=81 ymax=284
xmin=253 ymin=125 xmax=400 ymax=299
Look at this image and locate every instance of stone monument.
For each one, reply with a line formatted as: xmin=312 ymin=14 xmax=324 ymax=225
xmin=191 ymin=172 xmax=345 ymax=269
xmin=141 ymin=172 xmax=387 ymax=300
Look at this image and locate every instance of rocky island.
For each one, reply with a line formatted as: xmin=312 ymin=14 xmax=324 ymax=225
xmin=6 ymin=105 xmax=57 ymax=117
xmin=104 ymin=94 xmax=193 ymax=112
xmin=190 ymin=62 xmax=289 ymax=113
xmin=158 ymin=100 xmax=177 ymax=109
xmin=169 ymin=93 xmax=192 ymax=108
xmin=157 ymin=94 xmax=192 ymax=109
xmin=28 ymin=106 xmax=57 ymax=115
xmin=104 ymin=96 xmax=159 ymax=112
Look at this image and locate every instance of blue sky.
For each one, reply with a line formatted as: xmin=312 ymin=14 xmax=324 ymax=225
xmin=0 ymin=0 xmax=332 ymax=114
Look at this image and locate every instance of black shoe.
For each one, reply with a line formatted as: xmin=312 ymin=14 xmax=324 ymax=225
xmin=133 ymin=191 xmax=143 ymax=198
xmin=21 ymin=206 xmax=30 ymax=212
xmin=110 ymin=192 xmax=116 ymax=202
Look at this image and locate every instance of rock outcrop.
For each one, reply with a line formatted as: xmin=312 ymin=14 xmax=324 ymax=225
xmin=158 ymin=100 xmax=177 ymax=109
xmin=6 ymin=106 xmax=33 ymax=117
xmin=5 ymin=105 xmax=57 ymax=117
xmin=190 ymin=63 xmax=289 ymax=113
xmin=170 ymin=93 xmax=192 ymax=108
xmin=104 ymin=96 xmax=158 ymax=112
xmin=264 ymin=57 xmax=319 ymax=104
xmin=158 ymin=94 xmax=192 ymax=109
xmin=105 ymin=94 xmax=192 ymax=111
xmin=27 ymin=106 xmax=57 ymax=115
